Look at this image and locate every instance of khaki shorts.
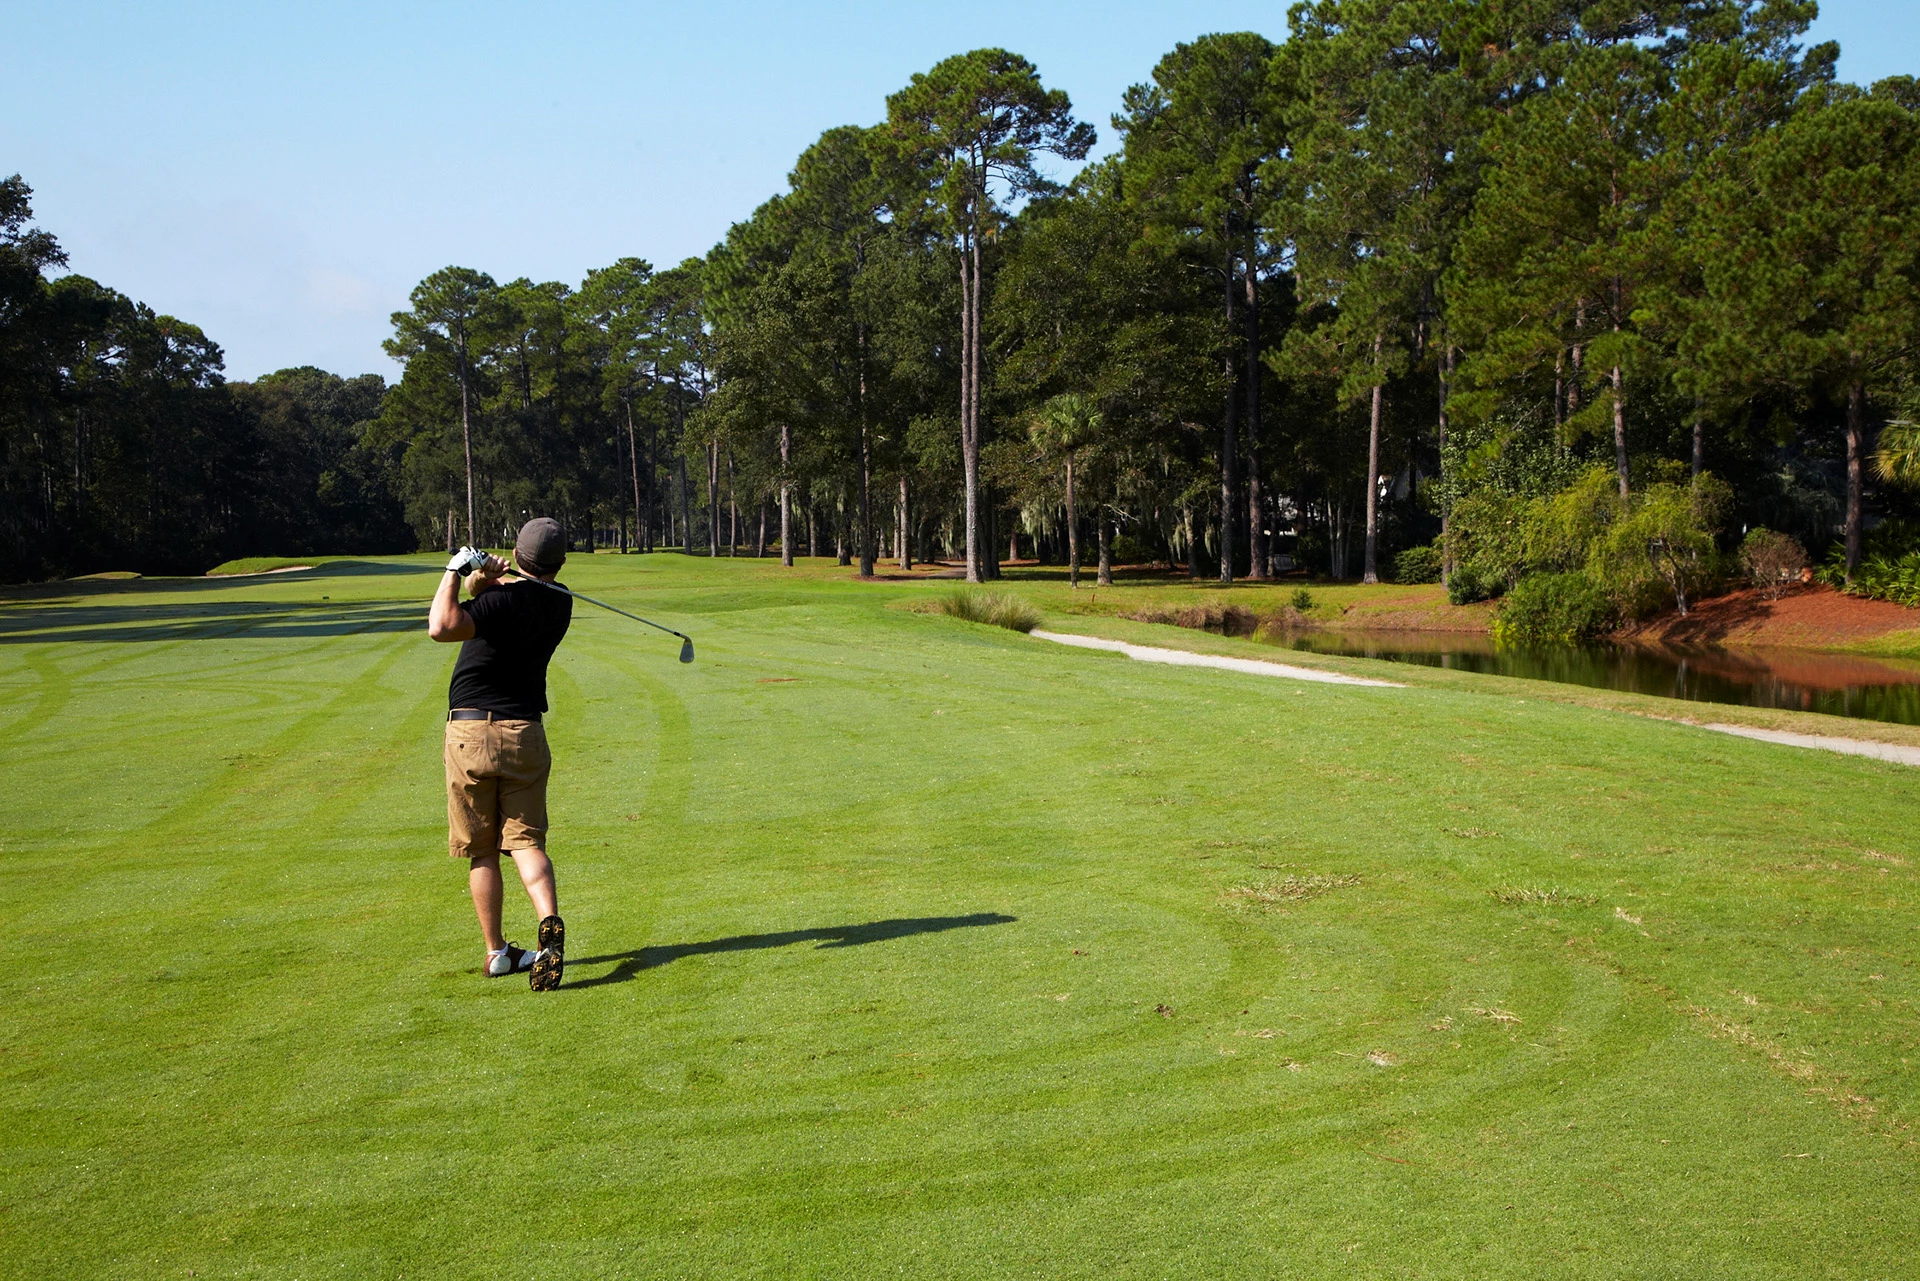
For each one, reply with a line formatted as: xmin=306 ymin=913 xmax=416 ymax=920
xmin=444 ymin=716 xmax=551 ymax=859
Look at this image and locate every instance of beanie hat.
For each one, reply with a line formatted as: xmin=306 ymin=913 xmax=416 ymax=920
xmin=514 ymin=517 xmax=567 ymax=577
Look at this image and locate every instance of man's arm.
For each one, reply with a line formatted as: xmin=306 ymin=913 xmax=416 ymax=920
xmin=427 ymin=551 xmax=506 ymax=643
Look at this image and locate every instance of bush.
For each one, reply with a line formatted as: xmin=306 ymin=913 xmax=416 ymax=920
xmin=1594 ymin=478 xmax=1730 ymax=616
xmin=1447 ymin=561 xmax=1501 ymax=605
xmin=1822 ymin=521 xmax=1920 ymax=606
xmin=1289 ymin=586 xmax=1315 ymax=611
xmin=935 ymin=590 xmax=1042 ymax=633
xmin=1108 ymin=534 xmax=1153 ymax=565
xmin=1393 ymin=544 xmax=1443 ymax=584
xmin=1491 ymin=571 xmax=1616 ymax=644
xmin=1738 ymin=528 xmax=1809 ymax=599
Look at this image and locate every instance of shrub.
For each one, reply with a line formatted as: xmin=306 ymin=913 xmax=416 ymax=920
xmin=936 ymin=590 xmax=1042 ymax=633
xmin=1446 ymin=561 xmax=1501 ymax=605
xmin=1393 ymin=544 xmax=1442 ymax=584
xmin=1491 ymin=571 xmax=1616 ymax=644
xmin=1289 ymin=586 xmax=1315 ymax=611
xmin=1739 ymin=528 xmax=1809 ymax=599
xmin=1592 ymin=477 xmax=1731 ymax=617
xmin=1822 ymin=521 xmax=1920 ymax=606
xmin=1445 ymin=489 xmax=1529 ymax=597
xmin=1108 ymin=534 xmax=1153 ymax=565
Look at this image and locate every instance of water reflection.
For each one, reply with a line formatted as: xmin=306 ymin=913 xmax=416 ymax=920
xmin=1264 ymin=628 xmax=1920 ymax=725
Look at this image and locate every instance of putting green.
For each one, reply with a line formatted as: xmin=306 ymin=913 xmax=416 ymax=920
xmin=3 ymin=554 xmax=1916 ymax=1277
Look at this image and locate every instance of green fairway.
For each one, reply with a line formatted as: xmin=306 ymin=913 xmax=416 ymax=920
xmin=5 ymin=554 xmax=1919 ymax=1278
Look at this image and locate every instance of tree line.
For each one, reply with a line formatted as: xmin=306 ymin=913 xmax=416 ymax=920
xmin=6 ymin=0 xmax=1917 ymax=598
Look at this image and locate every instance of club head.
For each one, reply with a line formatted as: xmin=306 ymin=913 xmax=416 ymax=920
xmin=679 ymin=638 xmax=695 ymax=664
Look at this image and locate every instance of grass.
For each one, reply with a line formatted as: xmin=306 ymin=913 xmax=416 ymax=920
xmin=929 ymin=587 xmax=1044 ymax=632
xmin=4 ymin=551 xmax=1920 ymax=1277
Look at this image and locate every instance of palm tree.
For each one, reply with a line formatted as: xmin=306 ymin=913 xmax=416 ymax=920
xmin=1028 ymin=393 xmax=1105 ymax=587
xmin=1873 ymin=420 xmax=1920 ymax=487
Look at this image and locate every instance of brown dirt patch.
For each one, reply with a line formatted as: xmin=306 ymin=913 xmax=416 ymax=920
xmin=1620 ymin=585 xmax=1920 ymax=650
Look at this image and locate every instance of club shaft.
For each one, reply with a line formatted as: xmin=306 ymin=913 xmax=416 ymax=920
xmin=505 ymin=571 xmax=689 ymax=642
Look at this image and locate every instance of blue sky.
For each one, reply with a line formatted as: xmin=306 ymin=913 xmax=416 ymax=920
xmin=6 ymin=0 xmax=1915 ymax=380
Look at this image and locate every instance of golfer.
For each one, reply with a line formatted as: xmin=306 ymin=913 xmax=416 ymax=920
xmin=428 ymin=517 xmax=573 ymax=990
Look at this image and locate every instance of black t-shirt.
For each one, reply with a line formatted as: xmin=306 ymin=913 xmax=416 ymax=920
xmin=447 ymin=579 xmax=573 ymax=718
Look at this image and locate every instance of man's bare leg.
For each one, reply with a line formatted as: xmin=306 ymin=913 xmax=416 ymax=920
xmin=469 ymin=852 xmax=506 ymax=952
xmin=506 ymin=846 xmax=558 ymax=919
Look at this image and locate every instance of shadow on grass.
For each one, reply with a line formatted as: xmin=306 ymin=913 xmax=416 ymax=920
xmin=1 ymin=558 xmax=438 ymax=602
xmin=566 ymin=912 xmax=1017 ymax=989
xmin=0 ymin=599 xmax=423 ymax=643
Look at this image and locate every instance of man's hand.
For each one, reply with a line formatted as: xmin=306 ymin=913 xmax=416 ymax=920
xmin=446 ymin=546 xmax=489 ymax=575
xmin=430 ymin=549 xmax=499 ymax=643
xmin=464 ymin=554 xmax=508 ymax=596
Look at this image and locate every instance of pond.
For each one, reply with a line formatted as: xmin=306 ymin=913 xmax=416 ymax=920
xmin=1262 ymin=628 xmax=1920 ymax=725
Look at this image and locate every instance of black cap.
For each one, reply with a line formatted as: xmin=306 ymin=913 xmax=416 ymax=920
xmin=514 ymin=517 xmax=567 ymax=577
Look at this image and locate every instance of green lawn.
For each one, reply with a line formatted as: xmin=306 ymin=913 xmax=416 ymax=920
xmin=3 ymin=553 xmax=1917 ymax=1278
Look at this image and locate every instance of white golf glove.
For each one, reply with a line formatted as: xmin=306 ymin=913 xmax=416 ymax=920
xmin=446 ymin=546 xmax=489 ymax=575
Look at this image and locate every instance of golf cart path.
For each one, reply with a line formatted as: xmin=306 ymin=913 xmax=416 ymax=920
xmin=1034 ymin=630 xmax=1920 ymax=764
xmin=1698 ymin=722 xmax=1920 ymax=767
xmin=1031 ymin=630 xmax=1403 ymax=688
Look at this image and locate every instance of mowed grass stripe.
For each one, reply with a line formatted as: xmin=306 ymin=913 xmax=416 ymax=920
xmin=1 ymin=553 xmax=1917 ymax=1278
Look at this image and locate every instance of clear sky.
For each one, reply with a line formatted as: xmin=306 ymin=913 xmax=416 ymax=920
xmin=6 ymin=0 xmax=1916 ymax=381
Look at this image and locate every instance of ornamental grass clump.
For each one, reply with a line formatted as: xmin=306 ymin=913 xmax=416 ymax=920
xmin=937 ymin=589 xmax=1042 ymax=633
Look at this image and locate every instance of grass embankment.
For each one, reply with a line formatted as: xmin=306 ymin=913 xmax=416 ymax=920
xmin=204 ymin=556 xmax=320 ymax=576
xmin=4 ymin=553 xmax=1919 ymax=1276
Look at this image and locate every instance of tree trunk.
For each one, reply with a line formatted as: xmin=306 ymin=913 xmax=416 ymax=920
xmin=677 ymin=454 xmax=689 ymax=553
xmin=780 ymin=424 xmax=793 ymax=567
xmin=458 ymin=349 xmax=476 ymax=547
xmin=1691 ymin=396 xmax=1704 ymax=481
xmin=837 ymin=483 xmax=851 ymax=566
xmin=858 ymin=425 xmax=874 ymax=577
xmin=1439 ymin=345 xmax=1454 ymax=588
xmin=626 ymin=400 xmax=643 ymax=553
xmin=1066 ymin=454 xmax=1080 ymax=589
xmin=615 ymin=425 xmax=629 ymax=553
xmin=1554 ymin=349 xmax=1566 ymax=432
xmin=1363 ymin=336 xmax=1383 ymax=585
xmin=643 ymin=422 xmax=656 ymax=552
xmin=858 ymin=304 xmax=875 ymax=576
xmin=983 ymin=483 xmax=1001 ymax=580
xmin=1097 ymin=508 xmax=1113 ymax=586
xmin=1184 ymin=502 xmax=1200 ymax=579
xmin=898 ymin=475 xmax=910 ymax=570
xmin=1243 ymin=254 xmax=1266 ymax=579
xmin=961 ymin=216 xmax=982 ymax=584
xmin=1611 ymin=362 xmax=1629 ymax=498
xmin=1846 ymin=378 xmax=1865 ymax=581
xmin=1219 ymin=242 xmax=1237 ymax=584
xmin=756 ymin=502 xmax=767 ymax=558
xmin=707 ymin=442 xmax=720 ymax=557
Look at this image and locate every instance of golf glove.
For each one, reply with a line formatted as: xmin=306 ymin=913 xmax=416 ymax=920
xmin=447 ymin=546 xmax=489 ymax=575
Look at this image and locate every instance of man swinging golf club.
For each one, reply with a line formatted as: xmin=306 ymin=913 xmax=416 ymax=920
xmin=429 ymin=517 xmax=572 ymax=990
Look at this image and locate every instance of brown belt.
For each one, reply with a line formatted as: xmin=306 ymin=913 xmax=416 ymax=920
xmin=448 ymin=709 xmax=539 ymax=723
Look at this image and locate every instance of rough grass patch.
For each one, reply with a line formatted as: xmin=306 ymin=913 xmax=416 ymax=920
xmin=930 ymin=589 xmax=1042 ymax=633
xmin=1226 ymin=874 xmax=1361 ymax=905
xmin=1489 ymin=886 xmax=1599 ymax=907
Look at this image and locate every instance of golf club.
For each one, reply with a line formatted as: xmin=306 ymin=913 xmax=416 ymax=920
xmin=504 ymin=566 xmax=694 ymax=662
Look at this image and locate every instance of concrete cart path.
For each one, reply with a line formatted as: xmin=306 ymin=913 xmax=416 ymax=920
xmin=1701 ymin=722 xmax=1920 ymax=767
xmin=1032 ymin=630 xmax=1404 ymax=688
